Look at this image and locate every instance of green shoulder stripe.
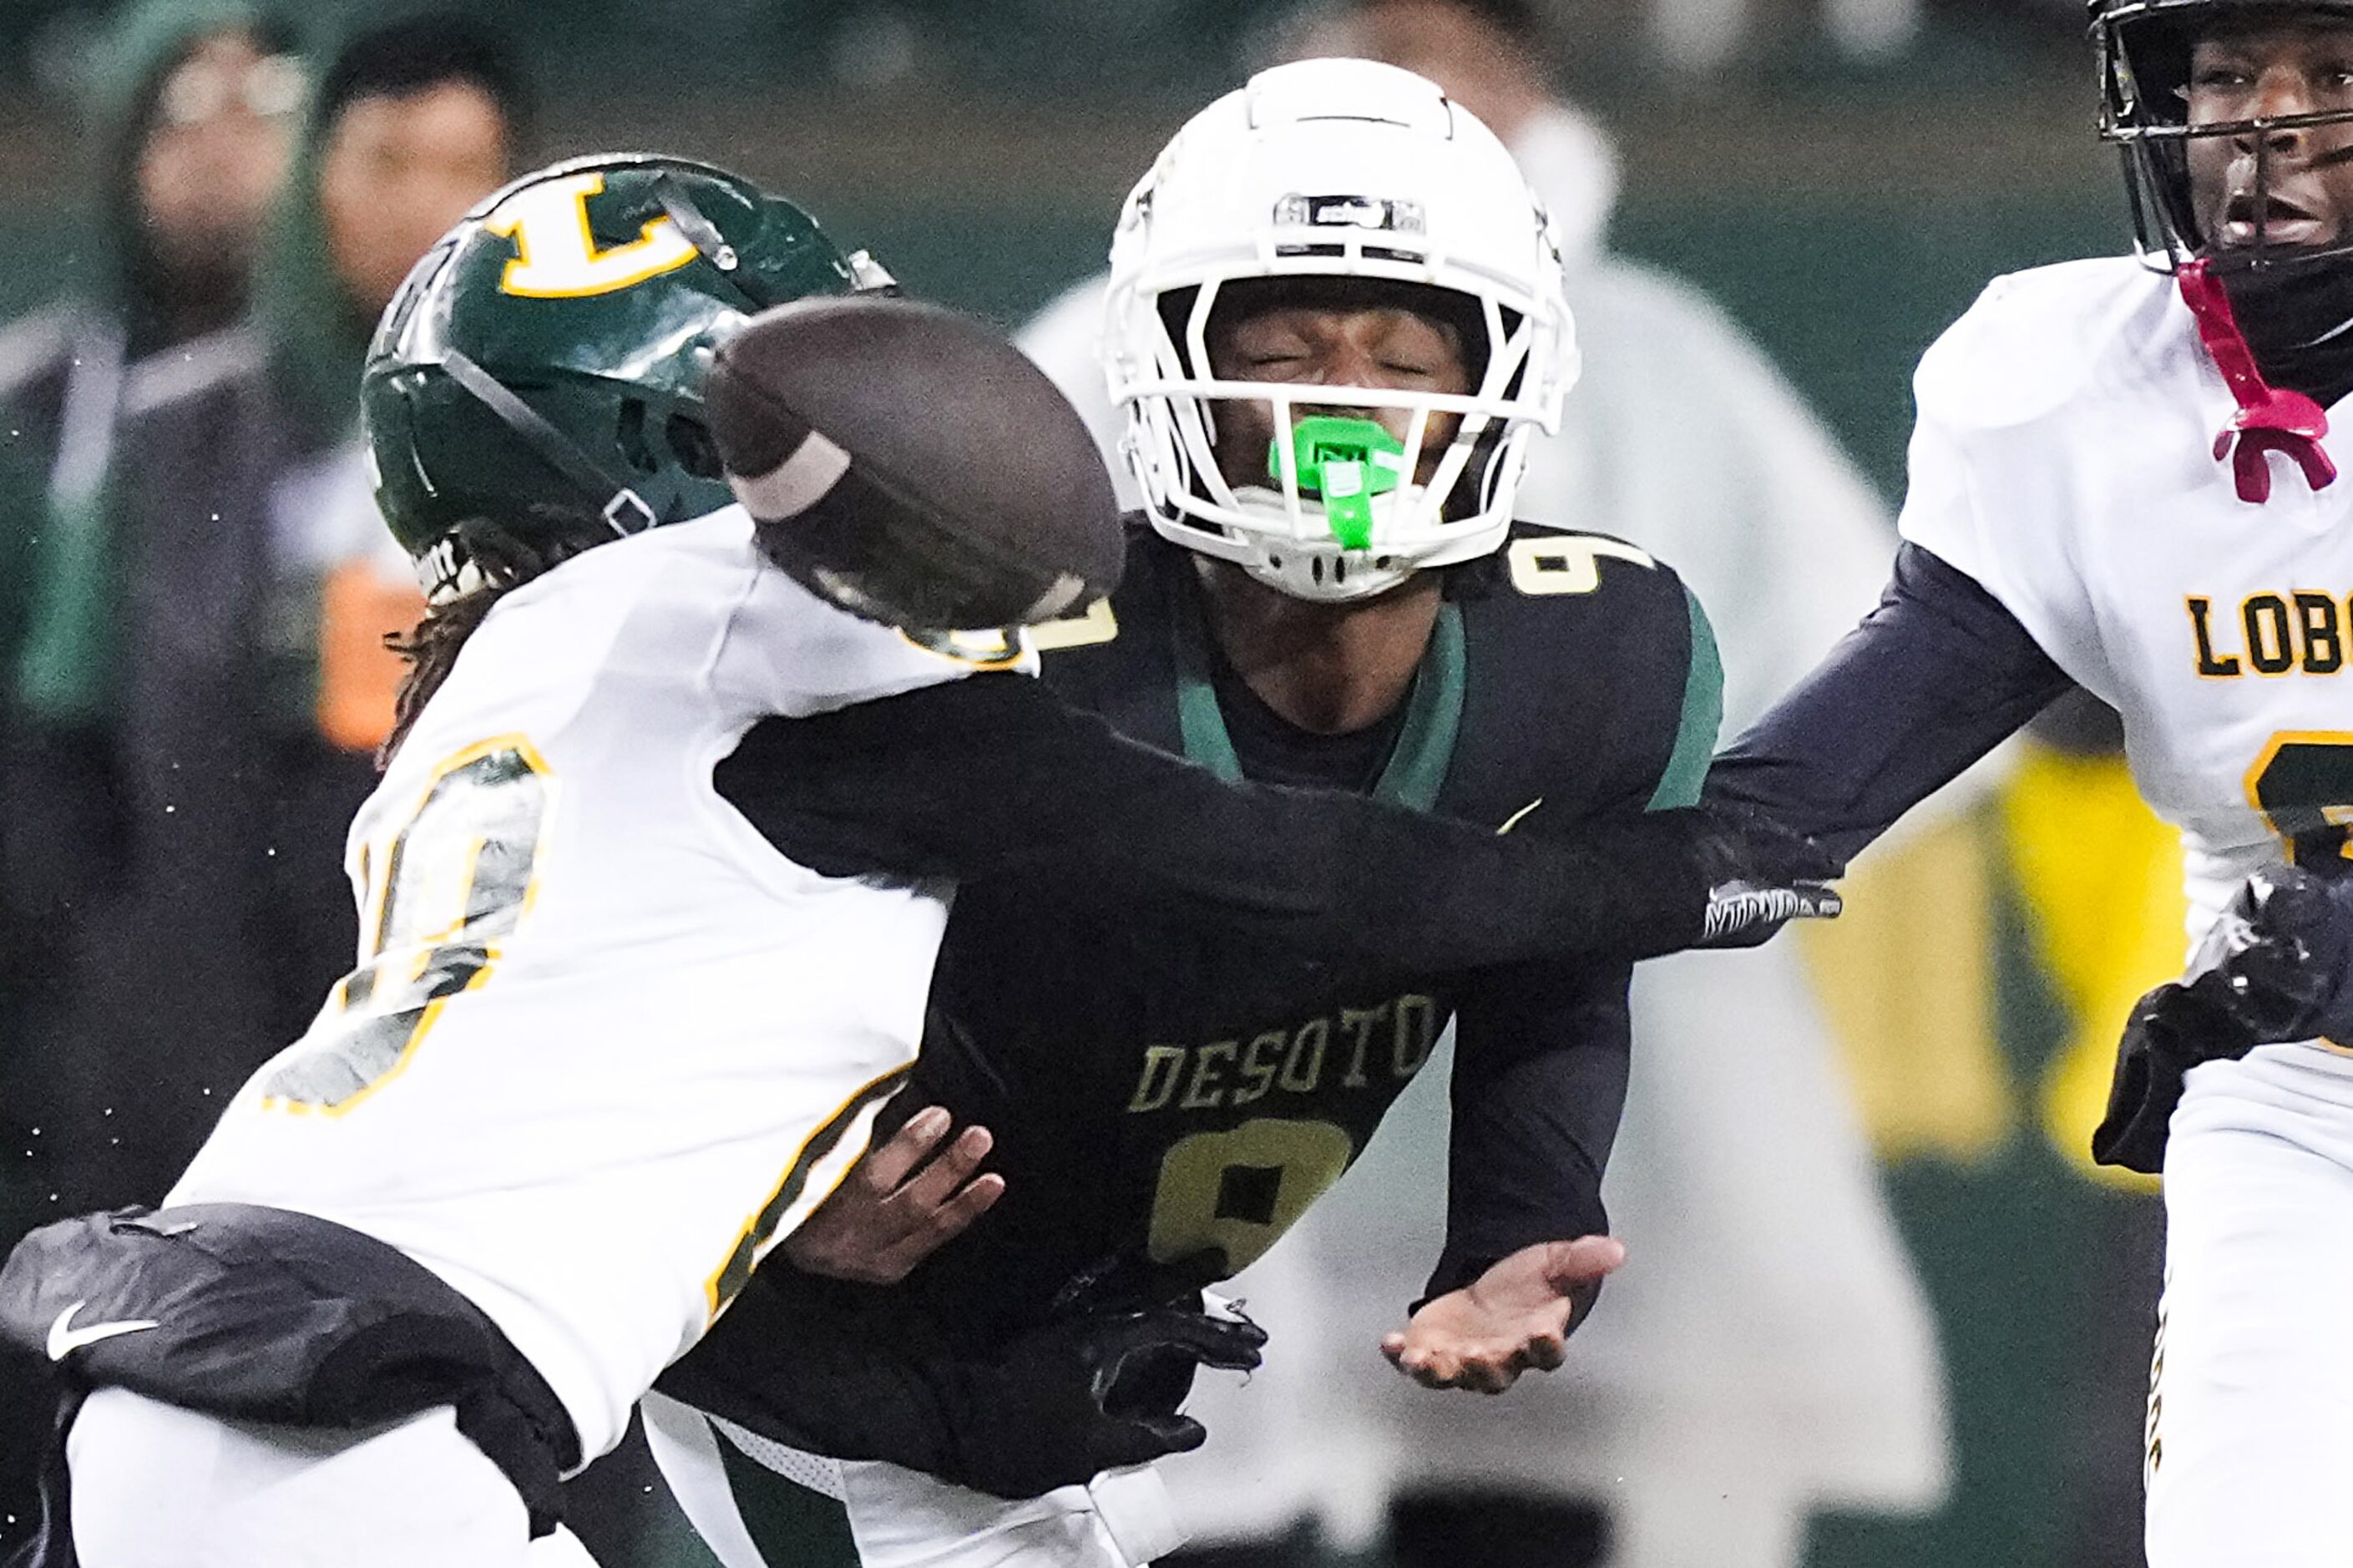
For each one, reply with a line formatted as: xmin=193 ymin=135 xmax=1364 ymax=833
xmin=1170 ymin=571 xmax=1465 ymax=812
xmin=1646 ymin=584 xmax=1723 ymax=812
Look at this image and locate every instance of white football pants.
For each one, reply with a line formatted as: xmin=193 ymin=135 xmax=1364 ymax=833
xmin=64 ymin=1386 xmax=599 ymax=1568
xmin=640 ymin=1389 xmax=1184 ymax=1568
xmin=2150 ymin=1042 xmax=2353 ymax=1567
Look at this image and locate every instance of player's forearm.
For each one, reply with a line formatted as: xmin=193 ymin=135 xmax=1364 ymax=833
xmin=1704 ymin=542 xmax=2071 ymax=863
xmin=720 ymin=676 xmax=1781 ymax=968
xmin=1422 ymin=969 xmax=1629 ymax=1303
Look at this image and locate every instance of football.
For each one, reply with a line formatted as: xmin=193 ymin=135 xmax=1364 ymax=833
xmin=707 ymin=293 xmax=1126 ymax=630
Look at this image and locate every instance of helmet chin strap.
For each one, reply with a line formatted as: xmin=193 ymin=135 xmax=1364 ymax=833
xmin=438 ymin=346 xmax=656 ymax=536
xmin=2178 ymin=258 xmax=2338 ymax=503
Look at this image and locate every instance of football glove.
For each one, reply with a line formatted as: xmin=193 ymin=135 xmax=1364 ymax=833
xmin=658 ymin=1281 xmax=1266 ymax=1501
xmin=2090 ymin=979 xmax=2258 ymax=1174
xmin=1672 ymin=803 xmax=1844 ymax=949
xmin=939 ymin=1302 xmax=1268 ymax=1498
xmin=2193 ymin=863 xmax=2353 ymax=1046
xmin=2091 ymin=865 xmax=2353 ymax=1173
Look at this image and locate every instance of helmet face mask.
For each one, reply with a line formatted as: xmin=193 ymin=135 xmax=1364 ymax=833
xmin=362 ymin=154 xmax=881 ymax=602
xmin=1106 ymin=60 xmax=1576 ymax=604
xmin=2097 ymin=0 xmax=2353 ymax=275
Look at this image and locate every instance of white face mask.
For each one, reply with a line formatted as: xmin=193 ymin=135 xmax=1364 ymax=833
xmin=1106 ymin=59 xmax=1579 ymax=604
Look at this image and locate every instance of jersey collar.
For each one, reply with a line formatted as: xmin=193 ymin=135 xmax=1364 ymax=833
xmin=1166 ymin=567 xmax=1465 ymax=812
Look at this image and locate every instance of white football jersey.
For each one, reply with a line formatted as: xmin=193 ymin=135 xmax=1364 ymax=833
xmin=171 ymin=507 xmax=1020 ymax=1461
xmin=1900 ymin=255 xmax=2353 ymax=948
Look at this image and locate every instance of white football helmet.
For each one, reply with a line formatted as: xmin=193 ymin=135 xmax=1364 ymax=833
xmin=1105 ymin=58 xmax=1576 ymax=602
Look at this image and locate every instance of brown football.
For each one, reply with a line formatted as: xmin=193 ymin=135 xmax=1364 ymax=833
xmin=707 ymin=294 xmax=1123 ymax=630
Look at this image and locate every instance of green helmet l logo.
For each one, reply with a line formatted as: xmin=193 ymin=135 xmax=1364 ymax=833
xmin=363 ymin=154 xmax=879 ymax=600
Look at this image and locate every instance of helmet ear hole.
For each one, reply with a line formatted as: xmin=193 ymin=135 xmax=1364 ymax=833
xmin=666 ymin=412 xmax=722 ymax=479
xmin=616 ymin=398 xmax=657 ymax=473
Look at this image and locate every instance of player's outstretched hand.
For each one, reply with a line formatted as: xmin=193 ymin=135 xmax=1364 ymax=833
xmin=1654 ymin=802 xmax=1844 ymax=949
xmin=1382 ymin=1236 xmax=1625 ymax=1394
xmin=782 ymin=1107 xmax=1004 ymax=1285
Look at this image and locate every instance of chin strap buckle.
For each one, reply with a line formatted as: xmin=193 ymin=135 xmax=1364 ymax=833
xmin=2179 ymin=258 xmax=2338 ymax=503
xmin=603 ymin=489 xmax=656 ymax=536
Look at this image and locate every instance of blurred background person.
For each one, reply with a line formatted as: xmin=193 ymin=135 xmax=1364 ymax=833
xmin=1 ymin=3 xmax=519 ymax=1222
xmin=0 ymin=9 xmax=522 ymax=1551
xmin=1020 ymin=4 xmax=1951 ymax=1566
xmin=0 ymin=0 xmax=303 ymax=1535
xmin=0 ymin=0 xmax=302 ymax=1022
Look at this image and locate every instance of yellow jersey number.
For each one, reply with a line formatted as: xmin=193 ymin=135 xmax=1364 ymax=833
xmin=1506 ymin=534 xmax=1656 ymax=597
xmin=261 ymin=737 xmax=552 ymax=1115
xmin=2246 ymin=731 xmax=2353 ymax=870
xmin=1146 ymin=1117 xmax=1354 ymax=1274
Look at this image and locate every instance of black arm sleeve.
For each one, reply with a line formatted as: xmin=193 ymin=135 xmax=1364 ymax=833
xmin=718 ymin=675 xmax=1725 ymax=971
xmin=1421 ymin=963 xmax=1630 ymax=1307
xmin=1703 ymin=543 xmax=2074 ymax=866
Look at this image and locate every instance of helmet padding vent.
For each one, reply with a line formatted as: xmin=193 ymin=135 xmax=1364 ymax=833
xmin=617 ymin=398 xmax=656 ymax=473
xmin=667 ymin=413 xmax=722 ymax=479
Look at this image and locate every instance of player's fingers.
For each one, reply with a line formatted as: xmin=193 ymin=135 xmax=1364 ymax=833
xmin=1394 ymin=1345 xmax=1459 ymax=1388
xmin=1520 ymin=1332 xmax=1567 ymax=1374
xmin=1461 ymin=1357 xmax=1514 ymax=1395
xmin=859 ymin=1106 xmax=954 ymax=1191
xmin=860 ymin=1172 xmax=1004 ymax=1283
xmin=1151 ymin=1314 xmax=1268 ymax=1373
xmin=924 ymin=1171 xmax=1005 ymax=1239
xmin=1541 ymin=1235 xmax=1627 ymax=1292
xmin=891 ymin=1124 xmax=995 ymax=1213
xmin=1116 ymin=1413 xmax=1209 ymax=1463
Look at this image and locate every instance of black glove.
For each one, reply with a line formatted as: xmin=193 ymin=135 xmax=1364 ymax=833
xmin=2194 ymin=864 xmax=2353 ymax=1044
xmin=937 ymin=1303 xmax=1267 ymax=1498
xmin=2091 ymin=978 xmax=2259 ymax=1174
xmin=2090 ymin=864 xmax=2353 ymax=1173
xmin=659 ymin=1276 xmax=1266 ymax=1501
xmin=1657 ymin=803 xmax=1844 ymax=949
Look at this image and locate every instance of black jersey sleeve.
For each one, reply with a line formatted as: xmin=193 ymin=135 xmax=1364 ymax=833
xmin=1422 ymin=959 xmax=1631 ymax=1308
xmin=716 ymin=673 xmax=1743 ymax=969
xmin=1703 ymin=542 xmax=2073 ymax=865
xmin=1405 ymin=562 xmax=1705 ymax=1307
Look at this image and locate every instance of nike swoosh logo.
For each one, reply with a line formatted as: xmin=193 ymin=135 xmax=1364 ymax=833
xmin=48 ymin=1302 xmax=159 ymax=1361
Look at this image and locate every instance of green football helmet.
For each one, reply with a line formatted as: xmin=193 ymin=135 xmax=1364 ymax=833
xmin=363 ymin=152 xmax=891 ymax=601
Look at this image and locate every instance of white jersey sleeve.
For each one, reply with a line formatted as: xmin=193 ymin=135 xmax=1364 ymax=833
xmin=170 ymin=508 xmax=1015 ymax=1462
xmin=1892 ymin=260 xmax=2173 ymax=712
xmin=708 ymin=542 xmax=1033 ymax=723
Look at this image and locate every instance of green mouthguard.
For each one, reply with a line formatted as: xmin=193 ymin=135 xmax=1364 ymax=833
xmin=1273 ymin=416 xmax=1406 ymax=552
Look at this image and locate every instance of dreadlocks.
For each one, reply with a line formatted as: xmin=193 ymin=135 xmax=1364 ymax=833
xmin=379 ymin=587 xmax=503 ymax=768
xmin=378 ymin=508 xmax=604 ymax=766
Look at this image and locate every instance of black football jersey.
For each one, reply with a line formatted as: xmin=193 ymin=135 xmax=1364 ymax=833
xmin=770 ymin=521 xmax=1718 ymax=1353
